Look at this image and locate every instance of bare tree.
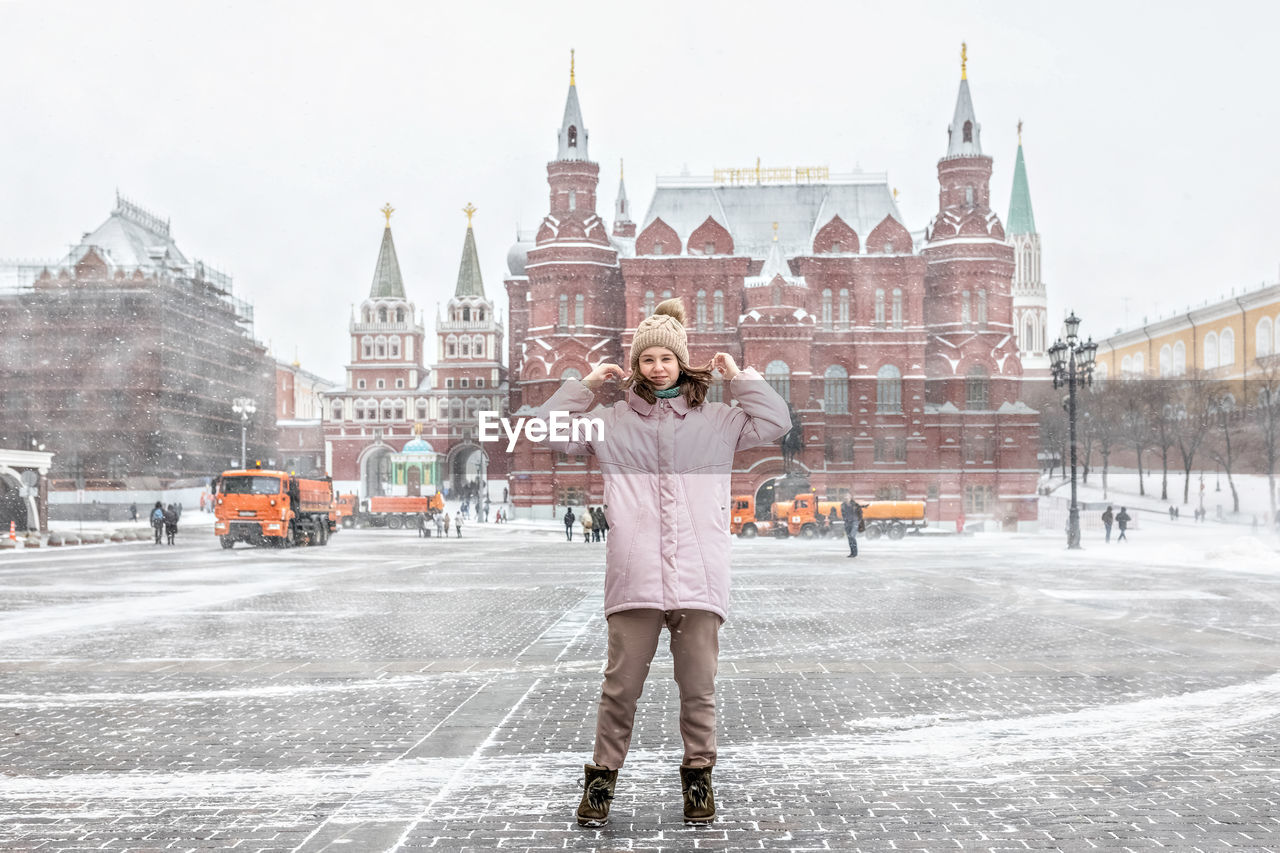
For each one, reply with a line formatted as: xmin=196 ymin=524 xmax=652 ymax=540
xmin=1119 ymin=384 xmax=1153 ymax=496
xmin=1247 ymin=360 xmax=1280 ymax=525
xmin=1148 ymin=380 xmax=1178 ymax=501
xmin=1208 ymin=390 xmax=1242 ymax=515
xmin=1088 ymin=380 xmax=1125 ymax=500
xmin=1173 ymin=371 xmax=1219 ymax=506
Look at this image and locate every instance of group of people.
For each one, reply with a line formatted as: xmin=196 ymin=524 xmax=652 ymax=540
xmin=1100 ymin=505 xmax=1131 ymax=542
xmin=563 ymin=506 xmax=610 ymax=542
xmin=149 ymin=501 xmax=180 ymax=545
xmin=418 ymin=511 xmax=462 ymax=538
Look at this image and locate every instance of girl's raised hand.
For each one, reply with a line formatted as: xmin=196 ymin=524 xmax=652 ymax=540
xmin=711 ymin=352 xmax=740 ymax=381
xmin=583 ymin=362 xmax=626 ymax=390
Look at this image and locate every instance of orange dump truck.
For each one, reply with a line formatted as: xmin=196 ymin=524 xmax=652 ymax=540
xmin=214 ymin=469 xmax=335 ymax=549
xmin=731 ymin=493 xmax=927 ymax=540
xmin=345 ymin=493 xmax=445 ymax=529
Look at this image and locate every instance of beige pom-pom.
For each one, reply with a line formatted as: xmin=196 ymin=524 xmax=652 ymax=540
xmin=653 ymin=297 xmax=685 ymax=326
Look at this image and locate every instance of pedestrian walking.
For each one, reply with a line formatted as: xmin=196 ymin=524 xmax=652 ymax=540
xmin=537 ymin=298 xmax=790 ymax=827
xmin=564 ymin=507 xmax=576 ymax=542
xmin=592 ymin=506 xmax=604 ymax=542
xmin=596 ymin=505 xmax=609 ymax=541
xmin=1116 ymin=506 xmax=1131 ymax=541
xmin=443 ymin=512 xmax=451 ymax=540
xmin=418 ymin=512 xmax=429 ymax=538
xmin=435 ymin=512 xmax=445 ymax=539
xmin=454 ymin=514 xmax=462 ymax=538
xmin=582 ymin=507 xmax=594 ymax=543
xmin=150 ymin=501 xmax=165 ymax=545
xmin=1101 ymin=505 xmax=1114 ymax=543
xmin=163 ymin=503 xmax=178 ymax=545
xmin=130 ymin=503 xmax=138 ymax=522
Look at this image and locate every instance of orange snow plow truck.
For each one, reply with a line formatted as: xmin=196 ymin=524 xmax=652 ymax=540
xmin=730 ymin=493 xmax=926 ymax=540
xmin=213 ymin=469 xmax=336 ymax=549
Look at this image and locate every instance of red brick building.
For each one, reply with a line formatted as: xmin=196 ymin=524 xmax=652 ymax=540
xmin=320 ymin=207 xmax=507 ymax=500
xmin=503 ymin=61 xmax=1039 ymax=530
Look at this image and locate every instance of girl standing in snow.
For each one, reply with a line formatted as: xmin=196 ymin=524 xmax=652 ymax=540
xmin=538 ymin=299 xmax=790 ymax=826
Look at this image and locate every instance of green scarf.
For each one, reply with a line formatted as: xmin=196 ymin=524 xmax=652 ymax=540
xmin=654 ymin=385 xmax=681 ymax=399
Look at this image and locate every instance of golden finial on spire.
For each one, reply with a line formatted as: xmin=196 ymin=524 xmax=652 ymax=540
xmin=463 ymin=202 xmax=477 ymax=227
xmin=381 ymin=203 xmax=394 ymax=228
xmin=1017 ymin=119 xmax=1023 ymax=145
xmin=961 ymin=42 xmax=968 ymax=80
xmin=771 ymin=221 xmax=779 ymax=242
xmin=570 ymin=49 xmax=575 ymax=86
xmin=893 ymin=187 xmax=900 ymax=201
xmin=620 ymin=158 xmax=624 ymax=180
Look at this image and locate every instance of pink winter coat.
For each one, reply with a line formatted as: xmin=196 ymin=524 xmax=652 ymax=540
xmin=539 ymin=368 xmax=790 ymax=620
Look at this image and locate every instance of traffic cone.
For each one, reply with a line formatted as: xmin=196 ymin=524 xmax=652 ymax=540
xmin=7 ymin=520 xmax=14 ymax=542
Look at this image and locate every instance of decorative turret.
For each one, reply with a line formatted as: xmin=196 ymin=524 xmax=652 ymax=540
xmin=945 ymin=43 xmax=982 ymax=159
xmin=370 ymin=203 xmax=406 ymax=299
xmin=613 ymin=159 xmax=636 ymax=238
xmin=556 ymin=49 xmax=589 ymax=162
xmin=1007 ymin=122 xmax=1049 ymax=375
xmin=935 ymin=43 xmax=993 ymax=214
xmin=455 ymin=203 xmax=486 ymax=298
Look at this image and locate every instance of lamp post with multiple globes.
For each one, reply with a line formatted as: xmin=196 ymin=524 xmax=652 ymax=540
xmin=1049 ymin=312 xmax=1098 ymax=549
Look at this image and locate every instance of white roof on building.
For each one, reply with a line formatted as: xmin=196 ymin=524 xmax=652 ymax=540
xmin=640 ymin=176 xmax=905 ymax=258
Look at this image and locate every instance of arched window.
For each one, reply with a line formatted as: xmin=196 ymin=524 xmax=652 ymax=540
xmin=963 ymin=120 xmax=973 ymax=143
xmin=473 ymin=335 xmax=485 ymax=358
xmin=568 ymin=189 xmax=576 ymax=211
xmin=561 ymin=368 xmax=582 ymax=381
xmin=389 ymin=336 xmax=401 ymax=359
xmin=363 ymin=307 xmax=372 ymax=323
xmin=1204 ymin=332 xmax=1219 ymax=370
xmin=393 ymin=401 xmax=404 ymax=420
xmin=977 ymin=289 xmax=987 ymax=326
xmin=331 ymin=400 xmax=343 ymax=421
xmin=381 ymin=402 xmax=393 ymax=421
xmin=362 ymin=335 xmax=373 ymax=358
xmin=567 ymin=125 xmax=577 ymax=148
xmin=450 ymin=399 xmax=463 ymax=420
xmin=965 ymin=365 xmax=989 ymax=410
xmin=824 ymin=365 xmax=848 ymax=414
xmin=1173 ymin=340 xmax=1186 ymax=375
xmin=395 ymin=307 xmax=405 ymax=323
xmin=696 ymin=290 xmax=707 ymax=329
xmin=377 ymin=306 xmax=388 ymax=323
xmin=1024 ymin=317 xmax=1035 ymax=353
xmin=821 ymin=289 xmax=833 ymax=329
xmin=1159 ymin=345 xmax=1173 ymax=377
xmin=446 ymin=334 xmax=457 ymax=357
xmin=1132 ymin=352 xmax=1144 ymax=375
xmin=874 ymin=289 xmax=885 ymax=326
xmin=1257 ymin=318 xmax=1274 ymax=359
xmin=961 ymin=290 xmax=971 ymax=327
xmin=838 ymin=289 xmax=850 ymax=327
xmin=876 ymin=364 xmax=902 ymax=414
xmin=575 ymin=294 xmax=585 ymax=328
xmin=416 ymin=399 xmax=428 ymax=420
xmin=1220 ymin=328 xmax=1235 ymax=366
xmin=765 ymin=360 xmax=790 ymax=401
xmin=713 ymin=290 xmax=725 ymax=330
xmin=461 ymin=341 xmax=469 ymax=357
xmin=1121 ymin=355 xmax=1133 ymax=375
xmin=891 ymin=288 xmax=903 ymax=329
xmin=1095 ymin=362 xmax=1109 ymax=381
xmin=354 ymin=404 xmax=364 ymax=420
xmin=375 ymin=336 xmax=386 ymax=358
xmin=558 ymin=294 xmax=568 ymax=329
xmin=644 ymin=291 xmax=655 ymax=316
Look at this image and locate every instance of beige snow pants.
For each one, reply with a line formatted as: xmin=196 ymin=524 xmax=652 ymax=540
xmin=592 ymin=608 xmax=722 ymax=770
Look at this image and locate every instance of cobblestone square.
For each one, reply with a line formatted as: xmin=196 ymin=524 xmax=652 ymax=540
xmin=1 ymin=522 xmax=1279 ymax=851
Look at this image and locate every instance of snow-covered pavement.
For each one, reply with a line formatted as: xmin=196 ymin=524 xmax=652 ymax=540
xmin=1 ymin=518 xmax=1279 ymax=851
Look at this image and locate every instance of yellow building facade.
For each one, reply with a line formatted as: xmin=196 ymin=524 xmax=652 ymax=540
xmin=1095 ymin=282 xmax=1280 ymax=384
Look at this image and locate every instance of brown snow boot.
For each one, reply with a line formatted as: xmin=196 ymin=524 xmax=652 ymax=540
xmin=575 ymin=763 xmax=618 ymax=827
xmin=680 ymin=765 xmax=716 ymax=824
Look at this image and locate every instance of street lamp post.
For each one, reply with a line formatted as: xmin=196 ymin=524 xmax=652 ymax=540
xmin=232 ymin=398 xmax=257 ymax=469
xmin=1049 ymin=312 xmax=1097 ymax=550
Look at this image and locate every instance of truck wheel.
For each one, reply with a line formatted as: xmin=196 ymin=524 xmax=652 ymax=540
xmin=800 ymin=524 xmax=817 ymax=540
xmin=220 ymin=536 xmax=234 ymax=550
xmin=283 ymin=522 xmax=296 ymax=547
xmin=741 ymin=523 xmax=758 ymax=539
xmin=864 ymin=523 xmax=882 ymax=541
xmin=387 ymin=515 xmax=403 ymax=530
xmin=887 ymin=522 xmax=906 ymax=540
xmin=341 ymin=517 xmax=354 ymax=529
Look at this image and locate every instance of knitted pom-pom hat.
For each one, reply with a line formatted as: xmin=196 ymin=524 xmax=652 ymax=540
xmin=630 ymin=298 xmax=689 ymax=373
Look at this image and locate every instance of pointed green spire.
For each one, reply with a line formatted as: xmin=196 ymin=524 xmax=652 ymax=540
xmin=1007 ymin=138 xmax=1037 ymax=235
xmin=370 ymin=206 xmax=406 ymax=298
xmin=454 ymin=203 xmax=485 ymax=298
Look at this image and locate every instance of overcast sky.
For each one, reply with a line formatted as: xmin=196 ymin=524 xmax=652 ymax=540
xmin=2 ymin=0 xmax=1277 ymax=383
